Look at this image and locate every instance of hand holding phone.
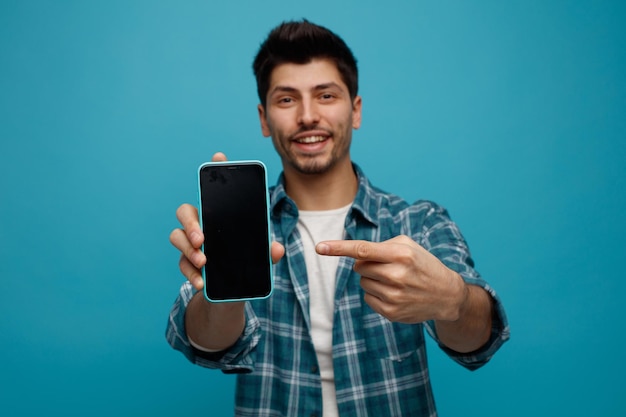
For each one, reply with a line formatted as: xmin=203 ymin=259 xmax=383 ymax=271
xmin=198 ymin=160 xmax=273 ymax=302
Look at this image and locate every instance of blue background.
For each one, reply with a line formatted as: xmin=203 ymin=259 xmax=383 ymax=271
xmin=1 ymin=1 xmax=625 ymax=415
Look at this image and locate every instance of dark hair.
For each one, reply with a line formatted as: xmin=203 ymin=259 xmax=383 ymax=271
xmin=252 ymin=19 xmax=358 ymax=107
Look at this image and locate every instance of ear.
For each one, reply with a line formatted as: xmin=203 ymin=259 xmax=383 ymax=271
xmin=258 ymin=104 xmax=271 ymax=137
xmin=352 ymin=95 xmax=362 ymax=130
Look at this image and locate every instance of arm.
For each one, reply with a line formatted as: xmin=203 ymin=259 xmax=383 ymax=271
xmin=169 ymin=200 xmax=247 ymax=351
xmin=316 ymin=236 xmax=493 ymax=353
xmin=170 ymin=203 xmax=285 ymax=351
xmin=434 ymin=279 xmax=493 ymax=353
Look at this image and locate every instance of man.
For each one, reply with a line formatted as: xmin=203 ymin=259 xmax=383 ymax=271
xmin=167 ymin=20 xmax=509 ymax=417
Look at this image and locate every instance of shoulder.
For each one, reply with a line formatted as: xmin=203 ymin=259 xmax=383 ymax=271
xmin=366 ymin=181 xmax=446 ymax=222
xmin=361 ymin=185 xmax=451 ymax=241
xmin=354 ymin=165 xmax=451 ymax=227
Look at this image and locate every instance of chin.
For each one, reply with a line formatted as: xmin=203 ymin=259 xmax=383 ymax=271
xmin=293 ymin=158 xmax=334 ymax=175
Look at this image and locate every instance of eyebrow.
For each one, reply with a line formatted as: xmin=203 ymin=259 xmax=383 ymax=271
xmin=313 ymin=82 xmax=343 ymax=91
xmin=269 ymin=82 xmax=344 ymax=96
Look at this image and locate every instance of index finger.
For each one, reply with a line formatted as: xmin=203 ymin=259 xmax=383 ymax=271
xmin=316 ymin=240 xmax=393 ymax=262
xmin=175 ymin=203 xmax=203 ymax=248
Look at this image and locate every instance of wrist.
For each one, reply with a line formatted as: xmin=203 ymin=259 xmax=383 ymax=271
xmin=439 ymin=271 xmax=469 ymax=322
xmin=186 ymin=293 xmax=246 ymax=351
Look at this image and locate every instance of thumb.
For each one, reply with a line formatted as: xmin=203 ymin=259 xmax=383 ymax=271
xmin=271 ymin=242 xmax=285 ymax=264
xmin=211 ymin=152 xmax=228 ymax=162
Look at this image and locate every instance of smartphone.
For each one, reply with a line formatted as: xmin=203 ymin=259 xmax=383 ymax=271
xmin=197 ymin=160 xmax=273 ymax=302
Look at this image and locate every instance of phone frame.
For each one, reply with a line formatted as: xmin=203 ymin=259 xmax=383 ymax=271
xmin=197 ymin=160 xmax=273 ymax=302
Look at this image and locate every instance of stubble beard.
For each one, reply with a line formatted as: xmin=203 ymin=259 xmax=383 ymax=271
xmin=291 ymin=155 xmax=336 ymax=175
xmin=275 ymin=127 xmax=352 ymax=176
xmin=271 ymin=117 xmax=352 ymax=175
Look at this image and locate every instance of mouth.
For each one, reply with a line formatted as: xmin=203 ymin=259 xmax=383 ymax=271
xmin=289 ymin=130 xmax=332 ymax=155
xmin=292 ymin=129 xmax=331 ymax=144
xmin=294 ymin=135 xmax=327 ymax=144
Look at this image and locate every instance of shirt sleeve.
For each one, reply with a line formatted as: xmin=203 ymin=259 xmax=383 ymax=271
xmin=417 ymin=202 xmax=510 ymax=371
xmin=164 ymin=281 xmax=261 ymax=373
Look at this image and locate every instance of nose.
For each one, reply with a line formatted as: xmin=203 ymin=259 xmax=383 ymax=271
xmin=297 ymin=99 xmax=320 ymax=126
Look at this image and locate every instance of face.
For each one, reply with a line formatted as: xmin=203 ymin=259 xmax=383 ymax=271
xmin=258 ymin=59 xmax=362 ymax=176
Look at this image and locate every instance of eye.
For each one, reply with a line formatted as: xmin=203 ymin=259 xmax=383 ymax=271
xmin=320 ymin=93 xmax=335 ymax=101
xmin=276 ymin=96 xmax=295 ymax=106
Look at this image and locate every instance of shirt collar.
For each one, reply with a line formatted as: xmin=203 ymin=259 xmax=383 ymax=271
xmin=269 ymin=163 xmax=380 ymax=228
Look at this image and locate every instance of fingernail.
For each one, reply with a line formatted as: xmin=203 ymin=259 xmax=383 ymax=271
xmin=316 ymin=243 xmax=330 ymax=255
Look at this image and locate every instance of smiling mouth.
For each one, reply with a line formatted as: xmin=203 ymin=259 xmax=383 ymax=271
xmin=295 ymin=135 xmax=327 ymax=144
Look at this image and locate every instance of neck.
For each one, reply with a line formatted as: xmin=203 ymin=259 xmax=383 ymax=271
xmin=283 ymin=159 xmax=358 ymax=211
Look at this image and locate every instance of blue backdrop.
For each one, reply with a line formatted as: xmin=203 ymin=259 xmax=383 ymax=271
xmin=1 ymin=1 xmax=625 ymax=415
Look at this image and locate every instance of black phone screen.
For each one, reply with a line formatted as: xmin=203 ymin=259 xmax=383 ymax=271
xmin=198 ymin=161 xmax=272 ymax=301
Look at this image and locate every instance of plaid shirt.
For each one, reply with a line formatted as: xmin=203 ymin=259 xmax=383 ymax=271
xmin=166 ymin=164 xmax=509 ymax=417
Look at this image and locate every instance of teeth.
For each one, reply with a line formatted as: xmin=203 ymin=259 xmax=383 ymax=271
xmin=297 ymin=135 xmax=326 ymax=144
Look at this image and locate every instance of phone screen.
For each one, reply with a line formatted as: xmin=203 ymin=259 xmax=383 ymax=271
xmin=198 ymin=161 xmax=272 ymax=301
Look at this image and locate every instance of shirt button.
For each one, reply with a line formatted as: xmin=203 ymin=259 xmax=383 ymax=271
xmin=310 ymin=413 xmax=318 ymax=417
xmin=310 ymin=365 xmax=318 ymax=373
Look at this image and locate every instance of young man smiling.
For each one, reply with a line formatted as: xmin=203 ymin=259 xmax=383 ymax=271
xmin=167 ymin=20 xmax=509 ymax=417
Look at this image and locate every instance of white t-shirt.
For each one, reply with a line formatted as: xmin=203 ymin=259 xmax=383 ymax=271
xmin=296 ymin=203 xmax=351 ymax=417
